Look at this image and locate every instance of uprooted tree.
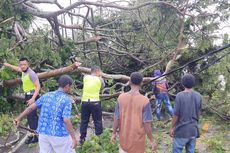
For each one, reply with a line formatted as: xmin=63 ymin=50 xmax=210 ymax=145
xmin=0 ymin=0 xmax=229 ymax=116
xmin=0 ymin=0 xmax=230 ymax=151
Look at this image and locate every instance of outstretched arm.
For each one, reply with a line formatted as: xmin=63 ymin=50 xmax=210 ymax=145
xmin=14 ymin=103 xmax=37 ymax=126
xmin=3 ymin=62 xmax=22 ymax=72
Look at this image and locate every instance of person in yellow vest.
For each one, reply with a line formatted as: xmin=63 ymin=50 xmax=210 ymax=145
xmin=4 ymin=57 xmax=40 ymax=144
xmin=79 ymin=66 xmax=105 ymax=144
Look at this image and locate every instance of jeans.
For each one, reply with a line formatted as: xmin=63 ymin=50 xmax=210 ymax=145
xmin=25 ymin=94 xmax=39 ymax=130
xmin=155 ymin=93 xmax=173 ymax=120
xmin=80 ymin=102 xmax=103 ymax=139
xmin=172 ymin=137 xmax=196 ymax=153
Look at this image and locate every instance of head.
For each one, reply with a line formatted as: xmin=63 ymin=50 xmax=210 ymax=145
xmin=91 ymin=66 xmax=102 ymax=77
xmin=19 ymin=57 xmax=29 ymax=72
xmin=58 ymin=75 xmax=73 ymax=93
xmin=181 ymin=74 xmax=196 ymax=89
xmin=129 ymin=72 xmax=143 ymax=87
xmin=153 ymin=69 xmax=162 ymax=77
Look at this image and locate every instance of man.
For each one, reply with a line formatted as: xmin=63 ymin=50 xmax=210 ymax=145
xmin=152 ymin=69 xmax=173 ymax=120
xmin=15 ymin=74 xmax=80 ymax=153
xmin=169 ymin=74 xmax=202 ymax=153
xmin=111 ymin=72 xmax=157 ymax=153
xmin=80 ymin=66 xmax=104 ymax=144
xmin=4 ymin=58 xmax=40 ymax=143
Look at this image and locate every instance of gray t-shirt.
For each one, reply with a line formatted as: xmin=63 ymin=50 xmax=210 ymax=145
xmin=23 ymin=68 xmax=38 ymax=83
xmin=174 ymin=91 xmax=202 ymax=138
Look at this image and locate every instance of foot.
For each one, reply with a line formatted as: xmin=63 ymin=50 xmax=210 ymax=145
xmin=79 ymin=138 xmax=85 ymax=145
xmin=25 ymin=136 xmax=33 ymax=144
xmin=30 ymin=135 xmax=38 ymax=143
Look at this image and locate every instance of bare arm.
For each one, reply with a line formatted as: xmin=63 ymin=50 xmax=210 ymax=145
xmin=143 ymin=122 xmax=157 ymax=151
xmin=112 ymin=117 xmax=119 ymax=134
xmin=32 ymin=80 xmax=40 ymax=100
xmin=64 ymin=118 xmax=77 ymax=148
xmin=15 ymin=103 xmax=37 ymax=126
xmin=172 ymin=115 xmax=178 ymax=128
xmin=27 ymin=79 xmax=41 ymax=105
xmin=3 ymin=63 xmax=22 ymax=72
xmin=143 ymin=122 xmax=154 ymax=142
xmin=169 ymin=115 xmax=178 ymax=137
xmin=111 ymin=117 xmax=119 ymax=143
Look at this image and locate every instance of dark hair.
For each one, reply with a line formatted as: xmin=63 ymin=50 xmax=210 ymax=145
xmin=181 ymin=74 xmax=196 ymax=89
xmin=130 ymin=72 xmax=143 ymax=85
xmin=58 ymin=75 xmax=73 ymax=88
xmin=19 ymin=57 xmax=29 ymax=62
xmin=91 ymin=66 xmax=101 ymax=73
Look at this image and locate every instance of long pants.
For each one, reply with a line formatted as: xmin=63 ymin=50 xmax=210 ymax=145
xmin=39 ymin=134 xmax=75 ymax=153
xmin=172 ymin=137 xmax=196 ymax=153
xmin=155 ymin=93 xmax=173 ymax=120
xmin=80 ymin=102 xmax=103 ymax=139
xmin=25 ymin=94 xmax=39 ymax=130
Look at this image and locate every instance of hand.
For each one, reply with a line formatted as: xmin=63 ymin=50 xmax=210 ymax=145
xmin=74 ymin=62 xmax=81 ymax=68
xmin=3 ymin=62 xmax=9 ymax=67
xmin=27 ymin=98 xmax=35 ymax=106
xmin=110 ymin=133 xmax=117 ymax=143
xmin=14 ymin=118 xmax=20 ymax=127
xmin=71 ymin=139 xmax=78 ymax=148
xmin=169 ymin=128 xmax=174 ymax=138
xmin=150 ymin=95 xmax=156 ymax=99
xmin=150 ymin=141 xmax=157 ymax=152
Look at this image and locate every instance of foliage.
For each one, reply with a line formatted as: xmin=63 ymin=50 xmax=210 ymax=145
xmin=77 ymin=128 xmax=119 ymax=153
xmin=102 ymin=98 xmax=116 ymax=112
xmin=0 ymin=0 xmax=229 ymax=138
xmin=196 ymin=46 xmax=230 ymax=117
xmin=206 ymin=139 xmax=225 ymax=153
xmin=0 ymin=114 xmax=14 ymax=137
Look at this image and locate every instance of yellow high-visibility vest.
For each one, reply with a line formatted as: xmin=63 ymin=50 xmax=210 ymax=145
xmin=82 ymin=75 xmax=102 ymax=101
xmin=21 ymin=73 xmax=36 ymax=93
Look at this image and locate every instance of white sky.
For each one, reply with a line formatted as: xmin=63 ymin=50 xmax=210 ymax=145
xmin=31 ymin=0 xmax=230 ymax=45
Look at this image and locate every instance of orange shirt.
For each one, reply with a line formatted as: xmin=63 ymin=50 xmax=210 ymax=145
xmin=117 ymin=92 xmax=150 ymax=153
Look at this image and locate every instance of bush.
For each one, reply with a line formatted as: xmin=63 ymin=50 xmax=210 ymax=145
xmin=77 ymin=128 xmax=119 ymax=153
xmin=0 ymin=114 xmax=14 ymax=137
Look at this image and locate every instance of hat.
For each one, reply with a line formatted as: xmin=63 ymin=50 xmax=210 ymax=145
xmin=153 ymin=70 xmax=162 ymax=77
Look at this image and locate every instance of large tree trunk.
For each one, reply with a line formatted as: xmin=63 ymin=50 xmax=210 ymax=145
xmin=1 ymin=58 xmax=176 ymax=88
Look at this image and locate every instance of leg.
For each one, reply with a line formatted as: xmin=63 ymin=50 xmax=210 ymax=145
xmin=25 ymin=95 xmax=38 ymax=130
xmin=185 ymin=138 xmax=196 ymax=153
xmin=80 ymin=102 xmax=91 ymax=140
xmin=27 ymin=109 xmax=38 ymax=130
xmin=163 ymin=94 xmax=173 ymax=117
xmin=91 ymin=102 xmax=103 ymax=136
xmin=155 ymin=98 xmax=162 ymax=120
xmin=25 ymin=94 xmax=39 ymax=144
xmin=27 ymin=109 xmax=39 ymax=143
xmin=172 ymin=138 xmax=189 ymax=153
xmin=51 ymin=136 xmax=76 ymax=153
xmin=39 ymin=134 xmax=54 ymax=153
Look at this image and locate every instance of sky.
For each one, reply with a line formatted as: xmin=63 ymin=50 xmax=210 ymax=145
xmin=31 ymin=0 xmax=230 ymax=45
